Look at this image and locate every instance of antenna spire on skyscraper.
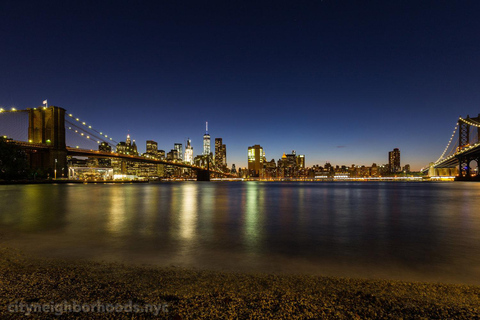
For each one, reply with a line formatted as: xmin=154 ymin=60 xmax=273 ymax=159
xmin=206 ymin=121 xmax=208 ymax=134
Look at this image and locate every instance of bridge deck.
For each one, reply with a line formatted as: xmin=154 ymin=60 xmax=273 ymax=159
xmin=434 ymin=142 xmax=480 ymax=168
xmin=67 ymin=148 xmax=233 ymax=176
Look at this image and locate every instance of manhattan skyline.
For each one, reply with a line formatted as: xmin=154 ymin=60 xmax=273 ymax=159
xmin=1 ymin=1 xmax=479 ymax=169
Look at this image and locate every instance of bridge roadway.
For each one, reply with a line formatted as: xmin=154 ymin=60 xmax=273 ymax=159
xmin=433 ymin=141 xmax=480 ymax=168
xmin=68 ymin=147 xmax=233 ymax=176
xmin=7 ymin=140 xmax=233 ymax=178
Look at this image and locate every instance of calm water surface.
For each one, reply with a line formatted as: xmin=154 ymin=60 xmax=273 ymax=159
xmin=1 ymin=182 xmax=480 ymax=285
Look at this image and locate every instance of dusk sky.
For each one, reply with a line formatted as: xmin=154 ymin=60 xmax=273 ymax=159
xmin=1 ymin=1 xmax=479 ymax=169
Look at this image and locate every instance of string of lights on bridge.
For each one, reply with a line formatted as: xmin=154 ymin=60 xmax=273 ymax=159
xmin=66 ymin=113 xmax=118 ymax=145
xmin=1 ymin=106 xmax=119 ymax=148
xmin=434 ymin=122 xmax=459 ymax=164
xmin=459 ymin=117 xmax=480 ymax=128
xmin=0 ymin=107 xmax=19 ymax=112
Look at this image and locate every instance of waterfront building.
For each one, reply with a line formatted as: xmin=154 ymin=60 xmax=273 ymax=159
xmin=158 ymin=150 xmax=165 ymax=159
xmin=98 ymin=142 xmax=112 ymax=167
xmin=215 ymin=138 xmax=227 ymax=170
xmin=99 ymin=142 xmax=111 ymax=153
xmin=167 ymin=149 xmax=179 ymax=161
xmin=297 ymin=154 xmax=305 ymax=169
xmin=203 ymin=122 xmax=210 ymax=155
xmin=222 ymin=143 xmax=227 ymax=167
xmin=174 ymin=143 xmax=183 ymax=161
xmin=262 ymin=159 xmax=277 ymax=179
xmin=116 ymin=134 xmax=138 ymax=156
xmin=146 ymin=140 xmax=158 ymax=155
xmin=184 ymin=138 xmax=193 ymax=165
xmin=248 ymin=144 xmax=264 ymax=177
xmin=389 ymin=148 xmax=401 ymax=173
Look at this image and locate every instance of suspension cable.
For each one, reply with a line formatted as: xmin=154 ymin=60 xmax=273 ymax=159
xmin=65 ymin=113 xmax=118 ymax=144
xmin=435 ymin=122 xmax=459 ymax=163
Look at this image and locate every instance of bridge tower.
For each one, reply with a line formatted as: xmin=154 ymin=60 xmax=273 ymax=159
xmin=28 ymin=106 xmax=67 ymax=178
xmin=456 ymin=114 xmax=480 ymax=180
xmin=196 ymin=154 xmax=211 ymax=181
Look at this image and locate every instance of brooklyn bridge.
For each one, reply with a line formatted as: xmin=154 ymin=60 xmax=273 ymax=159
xmin=0 ymin=105 xmax=234 ymax=181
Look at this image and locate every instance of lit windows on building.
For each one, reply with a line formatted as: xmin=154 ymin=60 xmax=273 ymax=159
xmin=174 ymin=143 xmax=183 ymax=161
xmin=248 ymin=144 xmax=264 ymax=177
xmin=146 ymin=140 xmax=158 ymax=154
xmin=203 ymin=122 xmax=210 ymax=155
xmin=185 ymin=138 xmax=193 ymax=165
xmin=388 ymin=148 xmax=401 ymax=173
xmin=215 ymin=138 xmax=227 ymax=169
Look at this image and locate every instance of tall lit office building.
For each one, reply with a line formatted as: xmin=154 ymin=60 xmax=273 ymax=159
xmin=389 ymin=148 xmax=401 ymax=173
xmin=203 ymin=122 xmax=210 ymax=155
xmin=248 ymin=144 xmax=264 ymax=176
xmin=146 ymin=140 xmax=157 ymax=154
xmin=297 ymin=154 xmax=305 ymax=168
xmin=174 ymin=143 xmax=183 ymax=161
xmin=215 ymin=138 xmax=227 ymax=168
xmin=185 ymin=138 xmax=193 ymax=165
xmin=116 ymin=134 xmax=138 ymax=156
xmin=222 ymin=143 xmax=226 ymax=166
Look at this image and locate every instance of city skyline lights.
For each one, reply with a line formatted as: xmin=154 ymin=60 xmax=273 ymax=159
xmin=1 ymin=2 xmax=480 ymax=170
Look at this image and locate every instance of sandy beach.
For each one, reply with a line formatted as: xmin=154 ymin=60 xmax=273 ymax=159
xmin=1 ymin=247 xmax=479 ymax=319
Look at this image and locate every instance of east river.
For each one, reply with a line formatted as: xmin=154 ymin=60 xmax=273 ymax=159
xmin=0 ymin=182 xmax=479 ymax=285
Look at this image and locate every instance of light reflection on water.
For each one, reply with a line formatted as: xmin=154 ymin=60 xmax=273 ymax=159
xmin=1 ymin=182 xmax=480 ymax=284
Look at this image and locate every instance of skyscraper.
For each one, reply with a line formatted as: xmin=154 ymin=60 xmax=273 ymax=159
xmin=248 ymin=145 xmax=264 ymax=177
xmin=174 ymin=143 xmax=183 ymax=161
xmin=203 ymin=122 xmax=210 ymax=155
xmin=222 ymin=143 xmax=226 ymax=166
xmin=185 ymin=138 xmax=193 ymax=165
xmin=116 ymin=134 xmax=138 ymax=156
xmin=215 ymin=138 xmax=227 ymax=169
xmin=389 ymin=148 xmax=401 ymax=173
xmin=146 ymin=140 xmax=157 ymax=154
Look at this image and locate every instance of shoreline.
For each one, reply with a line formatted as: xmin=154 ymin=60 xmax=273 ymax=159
xmin=1 ymin=248 xmax=479 ymax=319
xmin=0 ymin=178 xmax=454 ymax=185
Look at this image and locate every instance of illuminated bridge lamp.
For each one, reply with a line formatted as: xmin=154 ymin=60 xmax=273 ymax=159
xmin=11 ymin=108 xmax=16 ymax=111
xmin=0 ymin=108 xmax=4 ymax=112
xmin=46 ymin=139 xmax=51 ymax=143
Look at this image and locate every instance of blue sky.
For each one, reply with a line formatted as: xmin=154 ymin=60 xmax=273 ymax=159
xmin=1 ymin=1 xmax=479 ymax=169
